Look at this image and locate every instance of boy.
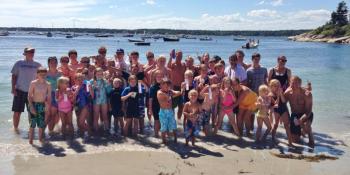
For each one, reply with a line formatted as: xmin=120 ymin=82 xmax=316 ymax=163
xmin=148 ymin=70 xmax=163 ymax=137
xmin=157 ymin=78 xmax=182 ymax=144
xmin=28 ymin=67 xmax=51 ymax=144
xmin=109 ymin=78 xmax=125 ymax=135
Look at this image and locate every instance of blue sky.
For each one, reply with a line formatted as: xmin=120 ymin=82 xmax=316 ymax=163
xmin=0 ymin=0 xmax=348 ymax=30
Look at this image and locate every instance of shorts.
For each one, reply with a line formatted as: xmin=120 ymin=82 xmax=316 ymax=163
xmin=139 ymin=105 xmax=145 ymax=118
xmin=159 ymin=108 xmax=177 ymax=132
xmin=152 ymin=105 xmax=160 ymax=120
xmin=51 ymin=91 xmax=58 ymax=108
xmin=290 ymin=112 xmax=314 ymax=136
xmin=172 ymin=86 xmax=183 ymax=108
xmin=185 ymin=119 xmax=200 ymax=139
xmin=29 ymin=102 xmax=46 ymax=129
xmin=198 ymin=110 xmax=210 ymax=127
xmin=111 ymin=110 xmax=124 ymax=118
xmin=126 ymin=108 xmax=139 ymax=118
xmin=12 ymin=89 xmax=28 ymax=112
xmin=233 ymin=106 xmax=239 ymax=114
xmin=239 ymin=91 xmax=257 ymax=111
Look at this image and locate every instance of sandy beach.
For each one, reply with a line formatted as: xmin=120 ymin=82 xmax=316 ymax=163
xmin=1 ymin=125 xmax=348 ymax=175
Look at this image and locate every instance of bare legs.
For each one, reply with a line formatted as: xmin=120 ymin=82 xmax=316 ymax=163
xmin=271 ymin=112 xmax=293 ymax=145
xmin=214 ymin=110 xmax=239 ymax=136
xmin=237 ymin=109 xmax=253 ymax=136
xmin=256 ymin=117 xmax=272 ymax=142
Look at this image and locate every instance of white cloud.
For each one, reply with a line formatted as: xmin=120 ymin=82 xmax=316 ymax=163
xmin=145 ymin=0 xmax=156 ymax=5
xmin=271 ymin=0 xmax=283 ymax=6
xmin=247 ymin=9 xmax=279 ymax=18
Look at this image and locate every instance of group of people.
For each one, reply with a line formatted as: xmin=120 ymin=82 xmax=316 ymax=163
xmin=11 ymin=46 xmax=314 ymax=147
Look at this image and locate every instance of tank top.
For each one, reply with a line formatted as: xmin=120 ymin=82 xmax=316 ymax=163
xmin=271 ymin=68 xmax=289 ymax=90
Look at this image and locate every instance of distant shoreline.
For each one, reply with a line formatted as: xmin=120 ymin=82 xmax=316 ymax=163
xmin=0 ymin=27 xmax=310 ymax=37
xmin=288 ymin=33 xmax=350 ymax=44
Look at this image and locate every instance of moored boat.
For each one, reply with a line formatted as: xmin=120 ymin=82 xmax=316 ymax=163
xmin=163 ymin=36 xmax=180 ymax=42
xmin=134 ymin=42 xmax=151 ymax=46
xmin=0 ymin=31 xmax=10 ymax=36
xmin=128 ymin=39 xmax=145 ymax=42
xmin=199 ymin=36 xmax=213 ymax=41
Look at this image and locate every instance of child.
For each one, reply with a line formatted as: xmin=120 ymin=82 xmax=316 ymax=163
xmin=157 ymin=78 xmax=182 ymax=144
xmin=199 ymin=84 xmax=218 ymax=136
xmin=181 ymin=70 xmax=196 ymax=128
xmin=255 ymin=85 xmax=272 ymax=142
xmin=121 ymin=75 xmax=146 ymax=136
xmin=183 ymin=90 xmax=201 ymax=146
xmin=109 ymin=78 xmax=125 ymax=135
xmin=148 ymin=70 xmax=163 ymax=137
xmin=214 ymin=77 xmax=240 ymax=136
xmin=269 ymin=79 xmax=292 ymax=145
xmin=56 ymin=76 xmax=74 ymax=137
xmin=28 ymin=67 xmax=51 ymax=144
xmin=91 ymin=68 xmax=111 ymax=134
xmin=72 ymin=73 xmax=93 ymax=136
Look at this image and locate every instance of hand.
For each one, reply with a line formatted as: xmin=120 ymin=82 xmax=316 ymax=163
xmin=148 ymin=109 xmax=153 ymax=116
xmin=170 ymin=49 xmax=175 ymax=59
xmin=11 ymin=89 xmax=17 ymax=96
xmin=30 ymin=106 xmax=37 ymax=116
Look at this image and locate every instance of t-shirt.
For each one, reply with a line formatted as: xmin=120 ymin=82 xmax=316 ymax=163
xmin=225 ymin=64 xmax=247 ymax=82
xmin=11 ymin=60 xmax=41 ymax=92
xmin=247 ymin=66 xmax=268 ymax=93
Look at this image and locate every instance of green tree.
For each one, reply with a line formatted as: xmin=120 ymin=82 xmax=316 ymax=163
xmin=331 ymin=1 xmax=349 ymax=26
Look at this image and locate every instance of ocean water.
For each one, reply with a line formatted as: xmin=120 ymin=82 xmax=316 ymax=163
xmin=0 ymin=34 xmax=349 ymax=157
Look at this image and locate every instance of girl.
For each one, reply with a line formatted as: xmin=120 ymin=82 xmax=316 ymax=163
xmin=46 ymin=57 xmax=62 ymax=135
xmin=183 ymin=90 xmax=201 ymax=146
xmin=56 ymin=77 xmax=74 ymax=137
xmin=148 ymin=70 xmax=163 ymax=137
xmin=109 ymin=78 xmax=125 ymax=135
xmin=73 ymin=73 xmax=93 ymax=136
xmin=58 ymin=56 xmax=75 ymax=86
xmin=255 ymin=85 xmax=272 ymax=142
xmin=194 ymin=64 xmax=210 ymax=104
xmin=121 ymin=75 xmax=146 ymax=136
xmin=91 ymin=68 xmax=111 ymax=134
xmin=269 ymin=79 xmax=292 ymax=145
xmin=181 ymin=70 xmax=196 ymax=128
xmin=214 ymin=77 xmax=240 ymax=136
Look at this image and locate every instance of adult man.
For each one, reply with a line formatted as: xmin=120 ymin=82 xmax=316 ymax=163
xmin=115 ymin=48 xmax=129 ymax=72
xmin=167 ymin=50 xmax=186 ymax=120
xmin=68 ymin=49 xmax=80 ymax=71
xmin=225 ymin=54 xmax=247 ymax=85
xmin=285 ymin=76 xmax=314 ymax=147
xmin=11 ymin=47 xmax=41 ymax=132
xmin=247 ymin=53 xmax=268 ymax=93
xmin=235 ymin=50 xmax=251 ymax=70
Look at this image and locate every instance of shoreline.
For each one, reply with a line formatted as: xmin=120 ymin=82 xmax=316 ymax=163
xmin=288 ymin=33 xmax=350 ymax=44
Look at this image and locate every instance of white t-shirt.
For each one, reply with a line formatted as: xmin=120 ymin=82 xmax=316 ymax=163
xmin=224 ymin=64 xmax=247 ymax=82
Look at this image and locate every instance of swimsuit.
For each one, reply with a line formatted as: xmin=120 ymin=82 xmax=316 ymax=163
xmin=272 ymin=95 xmax=288 ymax=115
xmin=221 ymin=91 xmax=235 ymax=114
xmin=198 ymin=110 xmax=211 ymax=127
xmin=47 ymin=72 xmax=61 ymax=107
xmin=183 ymin=81 xmax=196 ymax=103
xmin=92 ymin=79 xmax=110 ymax=105
xmin=159 ymin=108 xmax=177 ymax=132
xmin=150 ymin=83 xmax=161 ymax=120
xmin=239 ymin=91 xmax=258 ymax=111
xmin=271 ymin=68 xmax=289 ymax=91
xmin=290 ymin=112 xmax=314 ymax=136
xmin=57 ymin=93 xmax=72 ymax=113
xmin=74 ymin=84 xmax=91 ymax=110
xmin=122 ymin=86 xmax=140 ymax=118
xmin=256 ymin=97 xmax=270 ymax=119
xmin=29 ymin=102 xmax=46 ymax=128
xmin=185 ymin=119 xmax=200 ymax=139
xmin=109 ymin=88 xmax=124 ymax=118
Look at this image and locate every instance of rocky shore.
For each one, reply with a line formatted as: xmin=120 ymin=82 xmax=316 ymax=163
xmin=288 ymin=33 xmax=350 ymax=44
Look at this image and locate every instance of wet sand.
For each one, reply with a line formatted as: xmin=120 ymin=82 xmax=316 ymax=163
xmin=1 ymin=127 xmax=348 ymax=175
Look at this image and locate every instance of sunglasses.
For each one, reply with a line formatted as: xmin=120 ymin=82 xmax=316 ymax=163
xmin=37 ymin=71 xmax=47 ymax=74
xmin=279 ymin=59 xmax=287 ymax=63
xmin=99 ymin=51 xmax=106 ymax=54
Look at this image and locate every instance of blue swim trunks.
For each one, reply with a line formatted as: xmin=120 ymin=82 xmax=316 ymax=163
xmin=159 ymin=108 xmax=177 ymax=132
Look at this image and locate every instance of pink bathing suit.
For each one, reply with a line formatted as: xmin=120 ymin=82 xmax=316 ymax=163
xmin=58 ymin=93 xmax=72 ymax=113
xmin=221 ymin=92 xmax=235 ymax=114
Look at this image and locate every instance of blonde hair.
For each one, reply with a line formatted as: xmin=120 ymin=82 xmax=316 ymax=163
xmin=184 ymin=70 xmax=193 ymax=77
xmin=188 ymin=89 xmax=198 ymax=97
xmin=157 ymin=55 xmax=166 ymax=62
xmin=258 ymin=84 xmax=270 ymax=96
xmin=57 ymin=77 xmax=69 ymax=90
xmin=221 ymin=77 xmax=232 ymax=89
xmin=113 ymin=78 xmax=123 ymax=85
xmin=75 ymin=73 xmax=84 ymax=81
xmin=269 ymin=79 xmax=281 ymax=88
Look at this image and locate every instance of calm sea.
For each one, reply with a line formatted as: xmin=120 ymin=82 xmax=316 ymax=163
xmin=0 ymin=33 xmax=349 ymax=155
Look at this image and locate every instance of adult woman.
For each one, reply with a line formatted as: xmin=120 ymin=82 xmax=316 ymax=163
xmin=46 ymin=57 xmax=62 ymax=134
xmin=232 ymin=78 xmax=257 ymax=137
xmin=268 ymin=56 xmax=292 ymax=91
